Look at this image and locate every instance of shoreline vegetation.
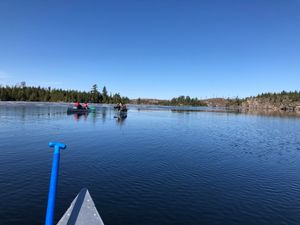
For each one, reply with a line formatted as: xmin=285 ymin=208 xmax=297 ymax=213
xmin=0 ymin=83 xmax=300 ymax=114
xmin=0 ymin=83 xmax=130 ymax=104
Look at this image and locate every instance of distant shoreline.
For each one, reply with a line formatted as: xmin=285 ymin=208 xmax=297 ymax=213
xmin=1 ymin=86 xmax=300 ymax=111
xmin=0 ymin=101 xmax=71 ymax=105
xmin=1 ymin=101 xmax=300 ymax=118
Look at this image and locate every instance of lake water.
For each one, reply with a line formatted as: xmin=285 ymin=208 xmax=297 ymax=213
xmin=1 ymin=103 xmax=300 ymax=225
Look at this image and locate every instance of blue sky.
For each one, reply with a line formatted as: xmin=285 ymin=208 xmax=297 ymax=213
xmin=0 ymin=0 xmax=299 ymax=99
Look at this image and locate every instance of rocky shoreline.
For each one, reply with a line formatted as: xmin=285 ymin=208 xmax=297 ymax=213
xmin=240 ymin=98 xmax=300 ymax=114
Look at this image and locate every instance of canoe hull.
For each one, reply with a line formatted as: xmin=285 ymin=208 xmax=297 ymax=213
xmin=67 ymin=108 xmax=95 ymax=114
xmin=57 ymin=188 xmax=104 ymax=225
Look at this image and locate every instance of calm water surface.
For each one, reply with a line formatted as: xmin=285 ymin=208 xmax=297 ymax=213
xmin=1 ymin=103 xmax=300 ymax=225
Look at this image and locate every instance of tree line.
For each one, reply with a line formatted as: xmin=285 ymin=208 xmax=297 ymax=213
xmin=135 ymin=95 xmax=207 ymax=106
xmin=0 ymin=83 xmax=130 ymax=104
xmin=2 ymin=82 xmax=298 ymax=107
xmin=169 ymin=96 xmax=206 ymax=106
xmin=226 ymin=91 xmax=300 ymax=107
xmin=254 ymin=91 xmax=300 ymax=102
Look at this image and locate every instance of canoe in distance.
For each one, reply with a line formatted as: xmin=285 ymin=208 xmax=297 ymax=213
xmin=67 ymin=107 xmax=95 ymax=114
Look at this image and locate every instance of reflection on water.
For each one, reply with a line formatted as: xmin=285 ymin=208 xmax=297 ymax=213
xmin=71 ymin=112 xmax=89 ymax=121
xmin=101 ymin=106 xmax=107 ymax=122
xmin=115 ymin=114 xmax=127 ymax=125
xmin=238 ymin=108 xmax=300 ymax=118
xmin=66 ymin=108 xmax=127 ymax=125
xmin=170 ymin=106 xmax=300 ymax=118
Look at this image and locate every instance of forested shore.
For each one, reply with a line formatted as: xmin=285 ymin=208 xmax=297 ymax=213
xmin=1 ymin=83 xmax=300 ymax=112
xmin=132 ymin=91 xmax=300 ymax=113
xmin=0 ymin=84 xmax=207 ymax=106
xmin=0 ymin=84 xmax=129 ymax=104
xmin=239 ymin=91 xmax=300 ymax=113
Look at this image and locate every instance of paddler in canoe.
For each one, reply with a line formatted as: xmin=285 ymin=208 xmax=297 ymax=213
xmin=74 ymin=101 xmax=83 ymax=109
xmin=67 ymin=102 xmax=95 ymax=114
xmin=114 ymin=102 xmax=122 ymax=110
xmin=83 ymin=102 xmax=89 ymax=109
xmin=121 ymin=104 xmax=127 ymax=112
xmin=114 ymin=103 xmax=127 ymax=111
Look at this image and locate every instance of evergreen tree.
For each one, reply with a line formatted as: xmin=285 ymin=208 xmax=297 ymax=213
xmin=91 ymin=84 xmax=100 ymax=103
xmin=102 ymin=86 xmax=108 ymax=103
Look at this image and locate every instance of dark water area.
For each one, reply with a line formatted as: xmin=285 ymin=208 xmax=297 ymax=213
xmin=1 ymin=103 xmax=300 ymax=225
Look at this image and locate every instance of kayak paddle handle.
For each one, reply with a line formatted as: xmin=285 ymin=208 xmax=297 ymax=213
xmin=45 ymin=142 xmax=67 ymax=225
xmin=49 ymin=142 xmax=66 ymax=152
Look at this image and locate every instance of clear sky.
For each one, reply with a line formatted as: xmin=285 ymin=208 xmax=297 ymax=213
xmin=0 ymin=0 xmax=299 ymax=99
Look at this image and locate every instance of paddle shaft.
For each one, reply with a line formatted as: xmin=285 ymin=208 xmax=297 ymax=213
xmin=45 ymin=142 xmax=66 ymax=225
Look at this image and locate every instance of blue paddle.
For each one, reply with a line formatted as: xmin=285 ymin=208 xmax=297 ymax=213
xmin=45 ymin=142 xmax=67 ymax=225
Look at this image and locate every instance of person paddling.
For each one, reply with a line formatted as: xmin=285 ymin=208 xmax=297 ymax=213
xmin=74 ymin=102 xmax=82 ymax=109
xmin=83 ymin=102 xmax=89 ymax=109
xmin=121 ymin=104 xmax=127 ymax=111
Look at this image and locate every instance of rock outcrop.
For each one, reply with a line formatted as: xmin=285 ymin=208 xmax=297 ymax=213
xmin=241 ymin=97 xmax=300 ymax=113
